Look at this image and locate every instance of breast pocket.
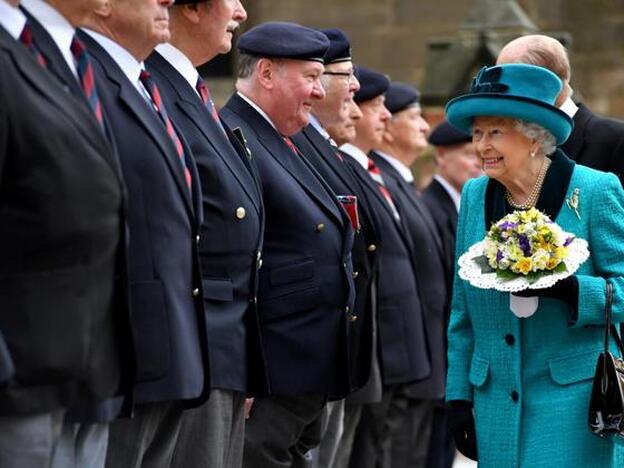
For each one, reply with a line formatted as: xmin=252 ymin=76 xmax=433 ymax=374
xmin=202 ymin=278 xmax=234 ymax=302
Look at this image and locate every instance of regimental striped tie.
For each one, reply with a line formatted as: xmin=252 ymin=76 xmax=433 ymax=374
xmin=196 ymin=76 xmax=226 ymax=135
xmin=283 ymin=136 xmax=299 ymax=155
xmin=367 ymin=157 xmax=400 ymax=220
xmin=140 ymin=70 xmax=192 ymax=192
xmin=19 ymin=23 xmax=46 ymax=67
xmin=70 ymin=36 xmax=104 ymax=130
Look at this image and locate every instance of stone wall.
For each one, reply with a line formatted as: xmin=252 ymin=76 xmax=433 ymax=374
xmin=212 ymin=0 xmax=624 ymax=119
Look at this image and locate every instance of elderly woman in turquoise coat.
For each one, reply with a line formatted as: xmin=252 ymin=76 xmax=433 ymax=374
xmin=444 ymin=63 xmax=624 ymax=467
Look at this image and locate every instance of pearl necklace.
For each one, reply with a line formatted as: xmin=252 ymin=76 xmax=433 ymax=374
xmin=505 ymin=158 xmax=551 ymax=210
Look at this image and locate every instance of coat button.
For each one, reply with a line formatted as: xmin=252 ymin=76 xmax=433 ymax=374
xmin=345 ymin=306 xmax=350 ymax=314
xmin=352 ymin=271 xmax=359 ymax=279
xmin=235 ymin=207 xmax=246 ymax=219
xmin=257 ymin=258 xmax=263 ymax=269
xmin=511 ymin=390 xmax=519 ymax=403
xmin=195 ymin=234 xmax=201 ymax=244
xmin=192 ymin=288 xmax=200 ymax=297
xmin=315 ymin=223 xmax=325 ymax=232
xmin=350 ymin=315 xmax=358 ymax=322
xmin=367 ymin=244 xmax=377 ymax=252
xmin=250 ymin=296 xmax=257 ymax=304
xmin=505 ymin=334 xmax=515 ymax=346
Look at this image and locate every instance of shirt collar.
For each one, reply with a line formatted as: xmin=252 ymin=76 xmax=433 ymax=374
xmin=559 ymin=96 xmax=579 ymax=118
xmin=155 ymin=42 xmax=199 ymax=94
xmin=83 ymin=28 xmax=145 ymax=90
xmin=22 ymin=0 xmax=76 ymax=76
xmin=340 ymin=143 xmax=369 ymax=169
xmin=237 ymin=91 xmax=278 ymax=130
xmin=375 ymin=150 xmax=414 ymax=183
xmin=434 ymin=174 xmax=461 ymax=212
xmin=309 ymin=114 xmax=330 ymax=140
xmin=0 ymin=1 xmax=26 ymax=40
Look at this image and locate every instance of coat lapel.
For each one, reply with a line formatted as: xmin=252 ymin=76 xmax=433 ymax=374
xmin=559 ymin=104 xmax=590 ymax=161
xmin=83 ymin=35 xmax=194 ymax=217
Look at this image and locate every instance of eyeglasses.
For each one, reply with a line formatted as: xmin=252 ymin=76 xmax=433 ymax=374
xmin=323 ymin=71 xmax=355 ymax=84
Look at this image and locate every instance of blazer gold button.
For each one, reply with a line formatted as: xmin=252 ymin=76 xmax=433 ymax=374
xmin=257 ymin=258 xmax=263 ymax=269
xmin=195 ymin=235 xmax=201 ymax=244
xmin=236 ymin=207 xmax=246 ymax=219
xmin=315 ymin=223 xmax=325 ymax=232
xmin=350 ymin=315 xmax=358 ymax=322
xmin=352 ymin=271 xmax=359 ymax=279
xmin=192 ymin=288 xmax=200 ymax=297
xmin=345 ymin=306 xmax=350 ymax=314
xmin=367 ymin=244 xmax=377 ymax=252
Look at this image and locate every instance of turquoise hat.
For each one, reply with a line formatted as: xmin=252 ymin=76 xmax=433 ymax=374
xmin=445 ymin=64 xmax=573 ymax=145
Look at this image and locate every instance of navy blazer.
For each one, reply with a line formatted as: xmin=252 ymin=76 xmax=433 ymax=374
xmin=146 ymin=51 xmax=268 ymax=395
xmin=292 ymin=125 xmax=379 ymax=393
xmin=342 ymin=151 xmax=432 ymax=387
xmin=81 ymin=32 xmax=209 ymax=407
xmin=560 ymin=103 xmax=624 ymax=185
xmin=0 ymin=26 xmax=126 ymax=415
xmin=422 ymin=178 xmax=458 ymax=293
xmin=221 ymin=94 xmax=356 ymax=398
xmin=372 ymin=152 xmax=448 ymax=399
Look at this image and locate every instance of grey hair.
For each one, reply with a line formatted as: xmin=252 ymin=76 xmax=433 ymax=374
xmin=237 ymin=54 xmax=262 ymax=79
xmin=513 ymin=119 xmax=557 ymax=156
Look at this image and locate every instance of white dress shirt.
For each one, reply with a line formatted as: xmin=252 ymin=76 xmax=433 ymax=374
xmin=375 ymin=150 xmax=415 ymax=183
xmin=82 ymin=29 xmax=151 ymax=103
xmin=155 ymin=42 xmax=200 ymax=96
xmin=21 ymin=0 xmax=77 ymax=76
xmin=0 ymin=1 xmax=26 ymax=40
xmin=560 ymin=96 xmax=579 ymax=119
xmin=340 ymin=143 xmax=369 ymax=170
xmin=237 ymin=91 xmax=278 ymax=131
xmin=434 ymin=174 xmax=461 ymax=213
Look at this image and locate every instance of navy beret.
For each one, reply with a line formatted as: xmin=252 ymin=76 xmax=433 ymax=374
xmin=353 ymin=66 xmax=390 ymax=103
xmin=320 ymin=28 xmax=352 ymax=64
xmin=428 ymin=120 xmax=473 ymax=146
xmin=384 ymin=82 xmax=420 ymax=114
xmin=238 ymin=22 xmax=330 ymax=63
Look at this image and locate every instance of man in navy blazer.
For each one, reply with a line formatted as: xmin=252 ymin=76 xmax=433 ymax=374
xmin=497 ymin=34 xmax=624 ymax=183
xmin=0 ymin=1 xmax=127 ymax=466
xmin=340 ymin=69 xmax=431 ymax=468
xmin=291 ymin=28 xmax=379 ymax=468
xmin=372 ymin=82 xmax=453 ymax=468
xmin=220 ymin=22 xmax=357 ymax=468
xmin=144 ymin=1 xmax=266 ymax=467
xmin=81 ymin=1 xmax=209 ymax=466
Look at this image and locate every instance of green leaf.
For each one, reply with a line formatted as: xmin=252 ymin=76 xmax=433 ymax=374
xmin=473 ymin=255 xmax=495 ymax=273
xmin=496 ymin=269 xmax=517 ymax=281
xmin=554 ymin=262 xmax=568 ymax=273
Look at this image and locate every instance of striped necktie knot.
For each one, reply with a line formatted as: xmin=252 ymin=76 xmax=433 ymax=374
xmin=367 ymin=157 xmax=400 ymax=220
xmin=140 ymin=70 xmax=192 ymax=192
xmin=19 ymin=23 xmax=46 ymax=67
xmin=71 ymin=36 xmax=104 ymax=129
xmin=196 ymin=76 xmax=226 ymax=134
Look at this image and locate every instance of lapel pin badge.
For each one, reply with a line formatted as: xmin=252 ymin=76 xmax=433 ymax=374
xmin=566 ymin=188 xmax=581 ymax=220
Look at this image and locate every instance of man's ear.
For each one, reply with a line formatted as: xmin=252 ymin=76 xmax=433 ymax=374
xmin=256 ymin=58 xmax=277 ymax=90
xmin=180 ymin=3 xmax=202 ymax=24
xmin=93 ymin=0 xmax=112 ymax=18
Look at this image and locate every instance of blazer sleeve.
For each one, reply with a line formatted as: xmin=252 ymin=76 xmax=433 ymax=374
xmin=574 ymin=172 xmax=624 ymax=327
xmin=446 ymin=178 xmax=476 ymax=402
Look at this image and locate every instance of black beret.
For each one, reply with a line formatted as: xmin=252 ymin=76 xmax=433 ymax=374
xmin=353 ymin=66 xmax=390 ymax=103
xmin=320 ymin=28 xmax=352 ymax=64
xmin=428 ymin=120 xmax=473 ymax=146
xmin=384 ymin=82 xmax=420 ymax=114
xmin=238 ymin=22 xmax=330 ymax=63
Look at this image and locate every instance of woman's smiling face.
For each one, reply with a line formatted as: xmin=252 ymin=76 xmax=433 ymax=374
xmin=472 ymin=116 xmax=534 ymax=182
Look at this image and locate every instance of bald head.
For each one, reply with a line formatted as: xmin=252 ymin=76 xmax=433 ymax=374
xmin=497 ymin=34 xmax=571 ymax=105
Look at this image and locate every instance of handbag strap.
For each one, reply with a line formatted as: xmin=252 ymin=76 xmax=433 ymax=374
xmin=604 ymin=281 xmax=624 ymax=356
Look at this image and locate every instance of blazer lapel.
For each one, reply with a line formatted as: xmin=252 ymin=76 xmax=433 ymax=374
xmin=84 ymin=36 xmax=194 ymax=216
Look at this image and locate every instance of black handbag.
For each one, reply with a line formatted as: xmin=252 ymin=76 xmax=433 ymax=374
xmin=588 ymin=281 xmax=624 ymax=439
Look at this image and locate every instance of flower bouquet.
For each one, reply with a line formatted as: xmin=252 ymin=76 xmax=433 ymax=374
xmin=458 ymin=208 xmax=589 ymax=292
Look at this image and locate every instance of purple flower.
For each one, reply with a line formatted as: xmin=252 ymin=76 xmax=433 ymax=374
xmin=499 ymin=221 xmax=518 ymax=230
xmin=496 ymin=250 xmax=503 ymax=262
xmin=519 ymin=234 xmax=531 ymax=256
xmin=564 ymin=237 xmax=574 ymax=247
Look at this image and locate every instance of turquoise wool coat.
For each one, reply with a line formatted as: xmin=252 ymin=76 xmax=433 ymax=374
xmin=447 ymin=158 xmax=624 ymax=467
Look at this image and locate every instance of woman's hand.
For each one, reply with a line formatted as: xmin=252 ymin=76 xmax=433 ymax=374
xmin=448 ymin=399 xmax=478 ymax=461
